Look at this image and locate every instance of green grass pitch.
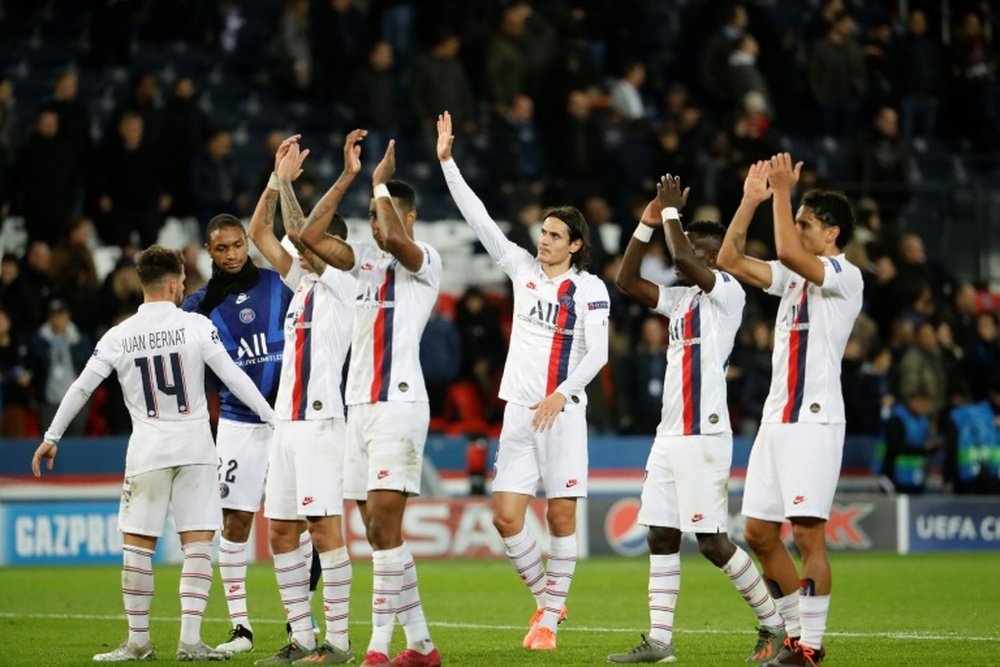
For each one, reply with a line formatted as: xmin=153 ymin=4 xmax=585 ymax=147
xmin=1 ymin=552 xmax=998 ymax=665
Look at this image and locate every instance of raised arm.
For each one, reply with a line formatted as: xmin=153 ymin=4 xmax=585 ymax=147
xmin=247 ymin=134 xmax=301 ymax=276
xmin=298 ymin=129 xmax=363 ymax=271
xmin=371 ymin=140 xmax=425 ymax=273
xmin=658 ymin=174 xmax=717 ymax=293
xmin=770 ymin=152 xmax=827 ymax=285
xmin=437 ymin=111 xmax=522 ymax=264
xmin=615 ymin=198 xmax=662 ymax=308
xmin=274 ymin=142 xmax=327 ymax=272
xmin=717 ymin=160 xmax=774 ymax=289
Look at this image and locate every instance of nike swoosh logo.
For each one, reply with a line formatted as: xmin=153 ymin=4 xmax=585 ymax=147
xmin=235 ymin=294 xmax=249 ymax=304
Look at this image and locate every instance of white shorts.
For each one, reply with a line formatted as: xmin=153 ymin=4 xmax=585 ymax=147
xmin=492 ymin=403 xmax=588 ymax=498
xmin=638 ymin=433 xmax=732 ymax=533
xmin=741 ymin=422 xmax=845 ymax=521
xmin=344 ymin=402 xmax=429 ymax=500
xmin=217 ymin=419 xmax=274 ymax=512
xmin=264 ymin=418 xmax=346 ymax=520
xmin=118 ymin=465 xmax=221 ymax=537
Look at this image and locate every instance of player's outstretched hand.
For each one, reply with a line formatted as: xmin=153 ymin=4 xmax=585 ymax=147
xmin=343 ymin=129 xmax=367 ymax=176
xmin=743 ymin=160 xmax=773 ymax=205
xmin=274 ymin=133 xmax=301 ymax=174
xmin=31 ymin=441 xmax=57 ymax=478
xmin=276 ymin=141 xmax=310 ymax=182
xmin=530 ymin=392 xmax=567 ymax=432
xmin=373 ymin=139 xmax=396 ymax=186
xmin=640 ymin=197 xmax=662 ymax=228
xmin=656 ymin=174 xmax=690 ymax=214
xmin=436 ymin=111 xmax=454 ymax=162
xmin=768 ymin=153 xmax=802 ymax=192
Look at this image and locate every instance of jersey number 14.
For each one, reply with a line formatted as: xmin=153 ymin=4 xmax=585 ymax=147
xmin=134 ymin=353 xmax=190 ymax=418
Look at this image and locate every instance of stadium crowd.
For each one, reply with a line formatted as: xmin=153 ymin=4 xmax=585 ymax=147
xmin=1 ymin=0 xmax=999 ymax=493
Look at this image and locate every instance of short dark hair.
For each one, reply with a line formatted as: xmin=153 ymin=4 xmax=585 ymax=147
xmin=206 ymin=214 xmax=245 ymax=239
xmin=801 ymin=189 xmax=854 ymax=248
xmin=136 ymin=246 xmax=183 ymax=286
xmin=385 ymin=180 xmax=416 ymax=212
xmin=329 ymin=212 xmax=348 ymax=240
xmin=685 ymin=220 xmax=727 ymax=243
xmin=542 ymin=205 xmax=591 ymax=271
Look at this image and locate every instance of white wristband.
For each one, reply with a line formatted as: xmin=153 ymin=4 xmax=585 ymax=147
xmin=373 ymin=183 xmax=391 ymax=200
xmin=633 ymin=223 xmax=654 ymax=243
xmin=267 ymin=173 xmax=280 ymax=191
xmin=661 ymin=207 xmax=680 ymax=223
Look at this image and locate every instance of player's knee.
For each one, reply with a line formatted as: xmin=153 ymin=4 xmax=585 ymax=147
xmin=222 ymin=510 xmax=253 ymax=542
xmin=545 ymin=508 xmax=575 ymax=537
xmin=696 ymin=534 xmax=735 ymax=566
xmin=366 ymin=516 xmax=401 ymax=550
xmin=646 ymin=526 xmax=680 ymax=554
xmin=791 ymin=520 xmax=826 ymax=558
xmin=492 ymin=511 xmax=522 ymax=537
xmin=743 ymin=523 xmax=775 ymax=554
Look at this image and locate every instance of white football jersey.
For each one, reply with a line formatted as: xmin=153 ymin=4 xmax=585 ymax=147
xmin=498 ymin=247 xmax=610 ymax=410
xmin=86 ymin=302 xmax=224 ymax=475
xmin=345 ymin=240 xmax=441 ymax=405
xmin=655 ymin=270 xmax=745 ymax=436
xmin=761 ymin=254 xmax=863 ymax=424
xmin=275 ymin=262 xmax=356 ymax=420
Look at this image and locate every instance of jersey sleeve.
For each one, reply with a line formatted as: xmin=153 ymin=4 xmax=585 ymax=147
xmin=317 ymin=265 xmax=357 ymax=302
xmin=554 ymin=277 xmax=610 ymax=398
xmin=407 ymin=242 xmax=443 ymax=288
xmin=347 ymin=241 xmax=370 ymax=278
xmin=764 ymin=260 xmax=792 ymax=296
xmin=193 ymin=314 xmax=228 ymax=362
xmin=704 ymin=270 xmax=746 ymax=319
xmin=655 ymin=285 xmax=686 ymax=316
xmin=583 ymin=278 xmax=611 ymax=326
xmin=819 ymin=256 xmax=864 ymax=299
xmin=280 ymin=259 xmax=306 ymax=291
xmin=87 ymin=328 xmax=120 ymax=376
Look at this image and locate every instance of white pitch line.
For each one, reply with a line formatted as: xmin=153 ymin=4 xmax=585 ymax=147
xmin=0 ymin=611 xmax=997 ymax=643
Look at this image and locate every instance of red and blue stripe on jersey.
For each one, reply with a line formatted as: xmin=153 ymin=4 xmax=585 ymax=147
xmin=545 ymin=280 xmax=578 ymax=395
xmin=370 ymin=263 xmax=397 ymax=402
xmin=681 ymin=298 xmax=702 ymax=435
xmin=290 ymin=287 xmax=315 ymax=420
xmin=782 ymin=282 xmax=810 ymax=423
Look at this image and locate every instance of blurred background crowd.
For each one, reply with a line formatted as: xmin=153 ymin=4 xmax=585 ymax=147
xmin=0 ymin=0 xmax=998 ymax=491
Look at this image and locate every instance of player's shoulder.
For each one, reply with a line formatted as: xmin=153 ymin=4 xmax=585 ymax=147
xmin=574 ymin=270 xmax=610 ymax=299
xmin=180 ymin=287 xmax=207 ymax=312
xmin=822 ymin=254 xmax=862 ymax=277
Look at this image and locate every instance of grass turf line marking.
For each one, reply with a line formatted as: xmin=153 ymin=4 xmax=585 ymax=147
xmin=0 ymin=611 xmax=996 ymax=643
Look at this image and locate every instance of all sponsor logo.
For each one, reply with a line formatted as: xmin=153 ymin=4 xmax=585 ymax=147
xmin=604 ymin=498 xmax=648 ymax=556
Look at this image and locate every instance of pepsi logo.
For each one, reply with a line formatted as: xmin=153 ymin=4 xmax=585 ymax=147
xmin=604 ymin=498 xmax=647 ymax=556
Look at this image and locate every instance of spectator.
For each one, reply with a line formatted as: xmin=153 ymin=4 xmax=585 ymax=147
xmin=95 ymin=257 xmax=143 ymax=336
xmin=700 ymin=3 xmax=749 ymax=108
xmin=506 ymin=199 xmax=540 ymax=256
xmin=860 ymin=19 xmax=895 ymax=111
xmin=350 ymin=41 xmax=402 ymax=152
xmin=623 ymin=316 xmax=667 ymax=434
xmin=311 ymin=0 xmax=368 ymax=100
xmin=946 ymin=282 xmax=980 ymax=351
xmin=27 ymin=299 xmax=93 ymax=437
xmin=411 ymin=32 xmax=477 ymax=145
xmin=608 ymin=60 xmax=649 ymax=122
xmin=964 ymin=312 xmax=1000 ymax=400
xmin=419 ymin=304 xmax=462 ymax=418
xmin=188 ymin=129 xmax=239 ymax=227
xmin=879 ymin=390 xmax=938 ymax=493
xmin=847 ymin=344 xmax=894 ymax=435
xmin=106 ymin=72 xmax=163 ymax=152
xmin=161 ymin=77 xmax=210 ymax=216
xmin=485 ymin=1 xmax=530 ymax=109
xmin=892 ymin=9 xmax=942 ymax=145
xmin=454 ymin=287 xmax=505 ymax=413
xmin=1 ymin=254 xmax=45 ymax=334
xmin=270 ymin=0 xmax=312 ymax=96
xmin=896 ymin=320 xmax=947 ymax=427
xmin=49 ymin=217 xmax=100 ymax=336
xmin=944 ymin=382 xmax=1000 ymax=494
xmin=496 ymin=94 xmax=546 ymax=197
xmin=809 ymin=13 xmax=866 ymax=139
xmin=48 ymin=70 xmax=93 ymax=176
xmin=733 ymin=319 xmax=773 ymax=436
xmin=948 ymin=11 xmax=1000 ymax=148
xmin=846 ymin=106 xmax=912 ymax=226
xmin=548 ymin=90 xmax=608 ymax=206
xmin=727 ymin=34 xmax=773 ymax=117
xmin=0 ymin=307 xmax=34 ymax=437
xmin=13 ymin=108 xmax=83 ymax=245
xmin=97 ymin=113 xmax=171 ymax=247
xmin=0 ymin=76 xmax=14 ymax=216
xmin=894 ymin=232 xmax=954 ymax=308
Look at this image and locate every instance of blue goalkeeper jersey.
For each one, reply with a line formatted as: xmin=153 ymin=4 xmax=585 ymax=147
xmin=182 ymin=267 xmax=292 ymax=424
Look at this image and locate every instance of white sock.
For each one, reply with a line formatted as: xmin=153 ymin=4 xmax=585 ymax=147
xmin=501 ymin=526 xmax=546 ymax=607
xmin=648 ymin=553 xmax=680 ymax=648
xmin=319 ymin=547 xmax=351 ymax=651
xmin=775 ymin=591 xmax=801 ymax=638
xmin=274 ymin=550 xmax=316 ymax=650
xmin=179 ymin=541 xmax=213 ymax=645
xmin=799 ymin=594 xmax=830 ymax=650
xmin=721 ymin=548 xmax=783 ymax=628
xmin=122 ymin=545 xmax=154 ymax=647
xmin=369 ymin=545 xmax=405 ymax=656
xmin=218 ymin=537 xmax=251 ymax=630
xmin=539 ymin=535 xmax=577 ymax=632
xmin=398 ymin=542 xmax=434 ymax=653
